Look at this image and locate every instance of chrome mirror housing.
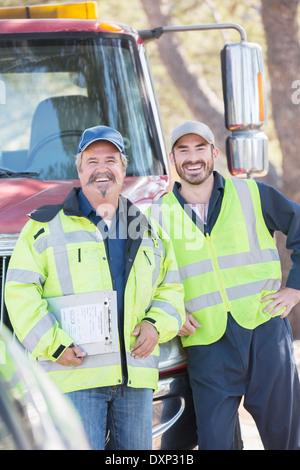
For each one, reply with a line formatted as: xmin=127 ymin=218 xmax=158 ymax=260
xmin=226 ymin=130 xmax=268 ymax=178
xmin=221 ymin=42 xmax=268 ymax=177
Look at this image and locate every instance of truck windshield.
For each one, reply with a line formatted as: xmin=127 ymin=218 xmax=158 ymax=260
xmin=0 ymin=35 xmax=164 ymax=180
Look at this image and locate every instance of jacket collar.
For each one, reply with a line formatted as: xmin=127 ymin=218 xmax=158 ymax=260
xmin=172 ymin=171 xmax=225 ymax=206
xmin=28 ymin=187 xmax=151 ymax=236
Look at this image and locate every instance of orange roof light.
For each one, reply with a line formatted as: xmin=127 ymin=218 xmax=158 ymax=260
xmin=97 ymin=22 xmax=123 ymax=32
xmin=0 ymin=2 xmax=98 ymax=20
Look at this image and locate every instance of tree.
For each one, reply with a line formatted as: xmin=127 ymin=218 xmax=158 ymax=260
xmin=261 ymin=0 xmax=300 ymax=334
xmin=140 ymin=0 xmax=227 ymax=156
xmin=262 ymin=0 xmax=300 ymax=202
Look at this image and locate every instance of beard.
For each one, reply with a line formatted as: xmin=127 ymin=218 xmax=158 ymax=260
xmin=174 ymin=156 xmax=214 ymax=185
xmin=87 ymin=171 xmax=116 ymax=198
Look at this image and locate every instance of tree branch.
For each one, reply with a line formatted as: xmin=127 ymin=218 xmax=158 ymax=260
xmin=140 ymin=0 xmax=228 ymax=154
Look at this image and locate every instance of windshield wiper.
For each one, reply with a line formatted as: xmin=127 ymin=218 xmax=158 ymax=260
xmin=0 ymin=168 xmax=40 ymax=178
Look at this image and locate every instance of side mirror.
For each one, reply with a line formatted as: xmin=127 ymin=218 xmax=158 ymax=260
xmin=221 ymin=42 xmax=268 ymax=177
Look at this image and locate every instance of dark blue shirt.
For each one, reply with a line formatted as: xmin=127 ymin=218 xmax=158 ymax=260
xmin=77 ymin=189 xmax=126 ymax=319
xmin=173 ymin=171 xmax=300 ymax=290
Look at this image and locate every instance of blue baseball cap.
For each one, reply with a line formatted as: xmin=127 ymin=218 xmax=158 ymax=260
xmin=78 ymin=125 xmax=125 ymax=154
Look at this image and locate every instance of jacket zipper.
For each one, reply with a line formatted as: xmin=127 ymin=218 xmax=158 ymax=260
xmin=104 ymin=239 xmax=128 ymax=386
xmin=81 ymin=215 xmax=145 ymax=386
xmin=88 ymin=218 xmax=128 ymax=386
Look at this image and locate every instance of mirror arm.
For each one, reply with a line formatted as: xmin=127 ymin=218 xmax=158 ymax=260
xmin=139 ymin=23 xmax=247 ymax=43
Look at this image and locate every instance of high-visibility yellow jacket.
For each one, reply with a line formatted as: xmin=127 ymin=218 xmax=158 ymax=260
xmin=5 ymin=189 xmax=185 ymax=393
xmin=148 ymin=177 xmax=283 ymax=346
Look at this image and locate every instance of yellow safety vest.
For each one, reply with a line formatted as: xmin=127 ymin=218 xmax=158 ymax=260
xmin=149 ymin=178 xmax=283 ymax=346
xmin=5 ymin=191 xmax=184 ymax=392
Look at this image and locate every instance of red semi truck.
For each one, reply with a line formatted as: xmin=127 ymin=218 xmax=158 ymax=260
xmin=0 ymin=2 xmax=268 ymax=449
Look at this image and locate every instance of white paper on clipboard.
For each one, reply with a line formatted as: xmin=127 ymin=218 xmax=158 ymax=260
xmin=46 ymin=291 xmax=119 ymax=356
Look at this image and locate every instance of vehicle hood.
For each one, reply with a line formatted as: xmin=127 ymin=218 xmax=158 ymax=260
xmin=0 ymin=176 xmax=170 ymax=234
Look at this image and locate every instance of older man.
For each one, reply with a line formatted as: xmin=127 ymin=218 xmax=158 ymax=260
xmin=5 ymin=125 xmax=184 ymax=450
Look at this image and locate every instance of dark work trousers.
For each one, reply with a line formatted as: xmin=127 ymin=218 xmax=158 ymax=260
xmin=187 ymin=313 xmax=300 ymax=450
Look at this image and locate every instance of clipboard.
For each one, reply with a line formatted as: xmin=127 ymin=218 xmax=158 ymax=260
xmin=45 ymin=291 xmax=119 ymax=356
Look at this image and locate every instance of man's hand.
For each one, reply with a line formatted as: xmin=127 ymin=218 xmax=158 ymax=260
xmin=178 ymin=312 xmax=201 ymax=337
xmin=56 ymin=344 xmax=87 ymax=366
xmin=131 ymin=322 xmax=159 ymax=359
xmin=261 ymin=287 xmax=300 ymax=318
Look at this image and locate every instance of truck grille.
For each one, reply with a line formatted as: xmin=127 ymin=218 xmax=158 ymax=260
xmin=0 ymin=255 xmax=13 ymax=330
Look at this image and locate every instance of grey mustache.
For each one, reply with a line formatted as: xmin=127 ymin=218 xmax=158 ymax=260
xmin=87 ymin=172 xmax=116 ymax=184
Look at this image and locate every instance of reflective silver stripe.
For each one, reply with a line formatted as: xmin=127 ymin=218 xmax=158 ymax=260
xmin=149 ymin=219 xmax=165 ymax=257
xmin=140 ymin=238 xmax=164 ymax=256
xmin=140 ymin=239 xmax=154 ymax=248
xmin=185 ymin=291 xmax=223 ymax=313
xmin=152 ymin=252 xmax=162 ymax=287
xmin=150 ymin=299 xmax=183 ymax=328
xmin=22 ymin=312 xmax=57 ymax=352
xmin=38 ymin=350 xmax=159 ymax=373
xmin=184 ymin=278 xmax=282 ymax=312
xmin=140 ymin=237 xmax=163 ymax=288
xmin=156 ymin=236 xmax=165 ymax=257
xmin=217 ymin=248 xmax=280 ymax=269
xmin=179 ymin=259 xmax=213 ymax=280
xmin=161 ymin=269 xmax=182 ymax=285
xmin=231 ymin=178 xmax=261 ymax=252
xmin=47 ymin=215 xmax=74 ymax=295
xmin=6 ymin=268 xmax=45 ymax=286
xmin=179 ymin=249 xmax=279 ymax=280
xmin=39 ymin=351 xmax=121 ymax=372
xmin=149 ymin=199 xmax=168 ymax=235
xmin=226 ymin=278 xmax=282 ymax=302
xmin=126 ymin=352 xmax=159 ymax=369
xmin=33 ymin=229 xmax=102 ymax=254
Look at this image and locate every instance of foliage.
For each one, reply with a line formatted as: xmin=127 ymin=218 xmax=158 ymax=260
xmin=3 ymin=0 xmax=299 ymax=175
xmin=97 ymin=0 xmax=282 ymax=169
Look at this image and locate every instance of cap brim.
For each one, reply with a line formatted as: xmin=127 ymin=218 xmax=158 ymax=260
xmin=172 ymin=132 xmax=213 ymax=148
xmin=80 ymin=138 xmax=124 ymax=153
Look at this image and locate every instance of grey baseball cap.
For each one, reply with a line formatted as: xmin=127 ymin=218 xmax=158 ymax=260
xmin=171 ymin=121 xmax=215 ymax=149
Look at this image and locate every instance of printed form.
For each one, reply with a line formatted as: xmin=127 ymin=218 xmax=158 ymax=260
xmin=61 ymin=303 xmax=105 ymax=345
xmin=46 ymin=291 xmax=119 ymax=356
